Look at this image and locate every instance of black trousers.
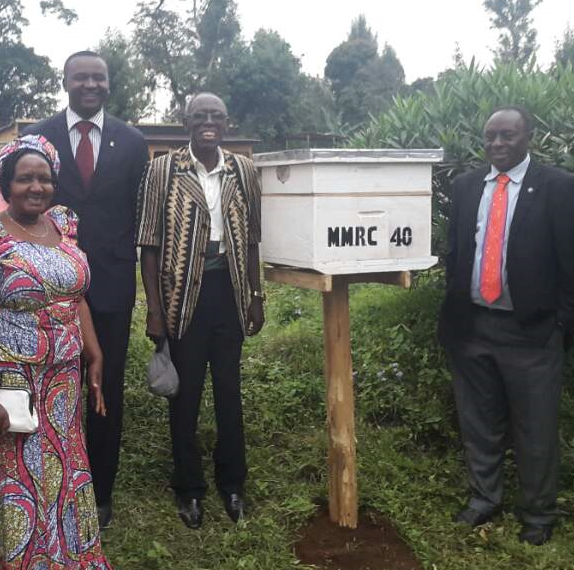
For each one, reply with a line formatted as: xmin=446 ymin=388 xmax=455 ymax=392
xmin=86 ymin=309 xmax=132 ymax=506
xmin=448 ymin=307 xmax=564 ymax=525
xmin=168 ymin=269 xmax=246 ymax=500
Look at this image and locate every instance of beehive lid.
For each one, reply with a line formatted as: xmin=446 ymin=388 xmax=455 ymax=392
xmin=254 ymin=148 xmax=444 ymax=167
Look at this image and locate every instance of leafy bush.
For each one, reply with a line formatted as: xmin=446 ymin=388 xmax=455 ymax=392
xmin=349 ymin=274 xmax=456 ymax=445
xmin=350 ymin=61 xmax=574 ymax=257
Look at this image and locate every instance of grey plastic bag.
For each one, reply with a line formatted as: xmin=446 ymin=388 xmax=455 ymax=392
xmin=147 ymin=341 xmax=179 ymax=398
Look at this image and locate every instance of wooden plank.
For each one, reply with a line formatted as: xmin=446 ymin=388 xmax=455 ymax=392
xmin=264 ymin=266 xmax=333 ymax=292
xmin=322 ymin=278 xmax=357 ymax=528
xmin=343 ymin=271 xmax=411 ymax=288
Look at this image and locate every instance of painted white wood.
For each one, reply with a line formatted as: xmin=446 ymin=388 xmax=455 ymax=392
xmin=255 ymin=149 xmax=442 ymax=275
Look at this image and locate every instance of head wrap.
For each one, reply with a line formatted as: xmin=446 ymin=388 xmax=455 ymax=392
xmin=0 ymin=135 xmax=61 ymax=180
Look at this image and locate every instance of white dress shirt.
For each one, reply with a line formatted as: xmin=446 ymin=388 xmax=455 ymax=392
xmin=189 ymin=144 xmax=226 ymax=253
xmin=471 ymin=154 xmax=531 ymax=309
xmin=66 ymin=107 xmax=104 ymax=165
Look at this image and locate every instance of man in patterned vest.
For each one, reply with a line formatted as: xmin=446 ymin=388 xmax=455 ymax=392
xmin=136 ymin=92 xmax=264 ymax=529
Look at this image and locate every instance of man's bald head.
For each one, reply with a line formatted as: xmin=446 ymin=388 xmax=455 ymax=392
xmin=185 ymin=92 xmax=228 ymax=117
xmin=184 ymin=92 xmax=229 ymax=165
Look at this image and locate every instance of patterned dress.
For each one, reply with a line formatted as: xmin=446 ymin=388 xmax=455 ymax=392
xmin=0 ymin=207 xmax=111 ymax=570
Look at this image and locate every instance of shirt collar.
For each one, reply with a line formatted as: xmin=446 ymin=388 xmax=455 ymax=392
xmin=188 ymin=144 xmax=224 ymax=174
xmin=484 ymin=153 xmax=530 ymax=184
xmin=66 ymin=107 xmax=104 ymax=132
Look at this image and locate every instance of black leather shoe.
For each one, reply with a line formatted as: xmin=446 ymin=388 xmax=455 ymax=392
xmin=223 ymin=493 xmax=244 ymax=523
xmin=177 ymin=497 xmax=203 ymax=529
xmin=97 ymin=503 xmax=112 ymax=529
xmin=518 ymin=523 xmax=553 ymax=546
xmin=454 ymin=507 xmax=494 ymax=527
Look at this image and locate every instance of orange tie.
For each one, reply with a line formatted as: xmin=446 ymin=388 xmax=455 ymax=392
xmin=480 ymin=173 xmax=510 ymax=304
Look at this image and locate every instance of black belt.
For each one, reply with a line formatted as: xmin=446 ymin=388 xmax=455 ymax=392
xmin=472 ymin=304 xmax=514 ymax=317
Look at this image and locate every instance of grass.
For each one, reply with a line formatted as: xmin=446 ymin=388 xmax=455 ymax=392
xmin=102 ymin=276 xmax=574 ymax=570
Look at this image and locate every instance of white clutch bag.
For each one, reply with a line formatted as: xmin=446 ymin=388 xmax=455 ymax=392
xmin=0 ymin=386 xmax=39 ymax=433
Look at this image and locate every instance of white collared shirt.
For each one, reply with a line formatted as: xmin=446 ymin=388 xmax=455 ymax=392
xmin=189 ymin=144 xmax=226 ymax=253
xmin=66 ymin=107 xmax=104 ymax=165
xmin=471 ymin=154 xmax=531 ymax=309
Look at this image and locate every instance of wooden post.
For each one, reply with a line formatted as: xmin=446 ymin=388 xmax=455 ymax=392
xmin=322 ymin=276 xmax=357 ymax=528
xmin=264 ymin=266 xmax=410 ymax=528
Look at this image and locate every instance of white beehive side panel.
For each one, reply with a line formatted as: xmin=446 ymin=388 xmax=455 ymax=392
xmin=380 ymin=195 xmax=432 ymax=259
xmin=314 ymin=196 xmax=391 ymax=264
xmin=312 ymin=163 xmax=432 ymax=194
xmin=259 ymin=163 xmax=315 ymax=195
xmin=312 ymin=195 xmax=433 ymax=273
xmin=261 ymin=195 xmax=314 ymax=266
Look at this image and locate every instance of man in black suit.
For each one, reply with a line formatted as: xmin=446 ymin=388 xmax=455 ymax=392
xmin=439 ymin=106 xmax=574 ymax=545
xmin=24 ymin=51 xmax=148 ymax=528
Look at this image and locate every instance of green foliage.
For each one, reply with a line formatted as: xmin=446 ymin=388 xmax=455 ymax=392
xmin=0 ymin=42 xmax=59 ymax=125
xmin=95 ymin=30 xmax=156 ymax=123
xmin=350 ymin=61 xmax=574 ymax=257
xmin=351 ymin=277 xmax=456 ymax=445
xmin=38 ymin=0 xmax=77 ymax=25
xmin=106 ymin=275 xmax=574 ymax=569
xmin=0 ymin=0 xmax=76 ymax=125
xmin=483 ymin=0 xmax=543 ymax=68
xmin=554 ymin=25 xmax=574 ymax=68
xmin=292 ymin=74 xmax=337 ymax=136
xmin=225 ymin=29 xmax=302 ymax=141
xmin=325 ymin=14 xmax=405 ymax=127
xmin=131 ymin=0 xmax=241 ymax=119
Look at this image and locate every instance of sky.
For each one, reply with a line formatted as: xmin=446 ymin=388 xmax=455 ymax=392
xmin=21 ymin=0 xmax=574 ymax=84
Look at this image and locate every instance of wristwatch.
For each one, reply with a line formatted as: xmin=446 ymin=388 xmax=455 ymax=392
xmin=251 ymin=290 xmax=266 ymax=301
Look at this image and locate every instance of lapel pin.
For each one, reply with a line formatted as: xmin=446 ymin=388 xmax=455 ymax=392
xmin=527 ymin=187 xmax=534 ymax=193
xmin=110 ymin=141 xmax=115 ymax=147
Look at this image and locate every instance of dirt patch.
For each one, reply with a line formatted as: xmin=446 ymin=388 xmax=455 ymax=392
xmin=294 ymin=508 xmax=423 ymax=570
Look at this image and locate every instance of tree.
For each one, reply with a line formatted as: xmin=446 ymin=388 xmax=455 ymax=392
xmin=131 ymin=0 xmax=241 ymax=119
xmin=0 ymin=43 xmax=60 ymax=126
xmin=0 ymin=0 xmax=77 ymax=126
xmin=554 ymin=25 xmax=574 ymax=68
xmin=483 ymin=0 xmax=543 ymax=68
xmin=324 ymin=15 xmax=405 ymax=126
xmin=95 ymin=30 xmax=156 ymax=123
xmin=294 ymin=75 xmax=337 ymax=135
xmin=225 ymin=29 xmax=302 ymax=143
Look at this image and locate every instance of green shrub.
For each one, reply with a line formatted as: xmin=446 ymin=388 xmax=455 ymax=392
xmin=349 ymin=274 xmax=456 ymax=445
xmin=350 ymin=61 xmax=574 ymax=257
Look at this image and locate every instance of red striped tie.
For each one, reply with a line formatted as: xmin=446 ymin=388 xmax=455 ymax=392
xmin=76 ymin=121 xmax=94 ymax=188
xmin=480 ymin=173 xmax=510 ymax=304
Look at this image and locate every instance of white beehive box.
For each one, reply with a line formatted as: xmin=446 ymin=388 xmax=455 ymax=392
xmin=254 ymin=148 xmax=443 ymax=275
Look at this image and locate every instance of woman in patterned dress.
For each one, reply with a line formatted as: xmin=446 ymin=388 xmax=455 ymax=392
xmin=0 ymin=136 xmax=112 ymax=570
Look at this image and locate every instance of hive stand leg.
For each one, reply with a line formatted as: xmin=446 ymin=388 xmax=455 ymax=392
xmin=322 ymin=276 xmax=358 ymax=529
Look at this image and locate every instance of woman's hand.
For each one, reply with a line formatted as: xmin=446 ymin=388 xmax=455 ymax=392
xmin=0 ymin=404 xmax=10 ymax=435
xmin=86 ymin=356 xmax=106 ymax=417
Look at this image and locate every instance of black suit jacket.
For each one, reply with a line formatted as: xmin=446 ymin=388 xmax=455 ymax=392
xmin=23 ymin=111 xmax=148 ymax=312
xmin=439 ymin=160 xmax=574 ymax=346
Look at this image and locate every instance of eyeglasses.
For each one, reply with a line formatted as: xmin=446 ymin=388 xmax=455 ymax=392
xmin=187 ymin=111 xmax=228 ymax=124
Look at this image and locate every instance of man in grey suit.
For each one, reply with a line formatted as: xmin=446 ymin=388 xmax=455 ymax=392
xmin=24 ymin=51 xmax=148 ymax=528
xmin=439 ymin=106 xmax=574 ymax=545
